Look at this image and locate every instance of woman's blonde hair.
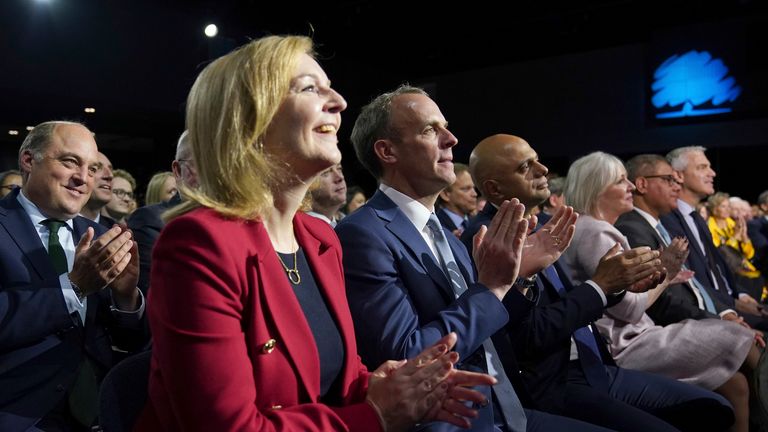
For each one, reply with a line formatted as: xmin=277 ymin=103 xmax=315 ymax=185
xmin=145 ymin=171 xmax=174 ymax=205
xmin=167 ymin=35 xmax=314 ymax=220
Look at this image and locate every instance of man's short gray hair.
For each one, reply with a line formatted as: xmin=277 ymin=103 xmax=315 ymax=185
xmin=666 ymin=146 xmax=706 ymax=171
xmin=18 ymin=121 xmax=86 ymax=179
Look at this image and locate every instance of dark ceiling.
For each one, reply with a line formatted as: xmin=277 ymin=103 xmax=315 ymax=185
xmin=1 ymin=0 xmax=765 ymax=181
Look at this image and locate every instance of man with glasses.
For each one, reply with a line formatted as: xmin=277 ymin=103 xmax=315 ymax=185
xmin=0 ymin=170 xmax=22 ymax=198
xmin=615 ymin=154 xmax=738 ymax=325
xmin=102 ymin=169 xmax=136 ymax=224
xmin=128 ymin=131 xmax=198 ymax=293
xmin=0 ymin=121 xmax=147 ymax=431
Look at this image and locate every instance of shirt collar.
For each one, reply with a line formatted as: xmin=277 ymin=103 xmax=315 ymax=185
xmin=633 ymin=207 xmax=659 ymax=227
xmin=676 ymin=199 xmax=695 ymax=217
xmin=17 ymin=190 xmax=74 ymax=231
xmin=379 ymin=183 xmax=433 ymax=232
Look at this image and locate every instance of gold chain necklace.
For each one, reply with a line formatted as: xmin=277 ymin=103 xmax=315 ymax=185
xmin=276 ymin=249 xmax=301 ymax=285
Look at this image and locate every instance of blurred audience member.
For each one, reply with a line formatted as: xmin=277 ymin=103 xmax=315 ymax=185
xmin=0 ymin=169 xmax=22 ymax=197
xmin=144 ymin=171 xmax=177 ymax=205
xmin=306 ymin=163 xmax=346 ymax=227
xmin=344 ymin=185 xmax=366 ymax=215
xmin=537 ymin=176 xmax=565 ymax=225
xmin=436 ymin=162 xmax=477 ymax=237
xmin=103 ymin=168 xmax=136 ymax=224
xmin=707 ymin=192 xmax=764 ymax=300
xmin=80 ymin=152 xmax=117 ymax=227
xmin=128 ymin=131 xmax=197 ymax=294
xmin=748 ymin=191 xmax=768 ymax=277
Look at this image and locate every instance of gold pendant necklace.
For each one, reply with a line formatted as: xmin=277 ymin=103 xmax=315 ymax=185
xmin=276 ymin=250 xmax=301 ymax=285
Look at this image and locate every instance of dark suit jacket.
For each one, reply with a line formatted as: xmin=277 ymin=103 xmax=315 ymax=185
xmin=0 ymin=189 xmax=146 ymax=431
xmin=748 ymin=217 xmax=768 ymax=274
xmin=136 ymin=210 xmax=379 ymax=432
xmin=127 ymin=193 xmax=181 ymax=293
xmin=660 ymin=208 xmax=738 ymax=310
xmin=336 ymin=191 xmax=535 ymax=428
xmin=463 ymin=202 xmax=619 ymax=412
xmin=435 ymin=207 xmax=461 ymax=233
xmin=615 ymin=210 xmax=717 ymax=325
xmin=98 ymin=214 xmax=117 ymax=229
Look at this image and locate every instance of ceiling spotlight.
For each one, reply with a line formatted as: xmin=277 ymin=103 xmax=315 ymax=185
xmin=8 ymin=130 xmax=19 ymax=135
xmin=84 ymin=107 xmax=96 ymax=113
xmin=26 ymin=126 xmax=34 ymax=131
xmin=204 ymin=24 xmax=218 ymax=38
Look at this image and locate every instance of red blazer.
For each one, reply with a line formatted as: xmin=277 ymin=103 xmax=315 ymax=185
xmin=135 ymin=209 xmax=381 ymax=431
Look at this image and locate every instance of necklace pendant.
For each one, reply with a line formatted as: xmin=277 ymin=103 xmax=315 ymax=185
xmin=286 ymin=269 xmax=301 ymax=285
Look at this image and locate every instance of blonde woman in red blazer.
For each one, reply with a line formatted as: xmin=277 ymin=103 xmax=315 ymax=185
xmin=134 ymin=35 xmax=493 ymax=432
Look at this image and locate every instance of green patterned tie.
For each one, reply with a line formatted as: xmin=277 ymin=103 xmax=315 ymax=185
xmin=42 ymin=219 xmax=99 ymax=426
xmin=42 ymin=219 xmax=68 ymax=275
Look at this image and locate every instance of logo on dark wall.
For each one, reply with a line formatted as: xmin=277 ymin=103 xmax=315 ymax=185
xmin=651 ymin=50 xmax=741 ymax=119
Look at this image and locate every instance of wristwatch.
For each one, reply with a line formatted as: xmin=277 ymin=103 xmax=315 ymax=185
xmin=514 ymin=274 xmax=538 ymax=289
xmin=68 ymin=275 xmax=86 ymax=301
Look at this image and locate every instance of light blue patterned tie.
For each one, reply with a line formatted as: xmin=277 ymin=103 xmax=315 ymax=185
xmin=427 ymin=214 xmax=527 ymax=431
xmin=657 ymin=222 xmax=717 ymax=313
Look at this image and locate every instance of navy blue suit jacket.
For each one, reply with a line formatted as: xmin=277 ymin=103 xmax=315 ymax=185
xmin=336 ymin=191 xmax=535 ymax=429
xmin=660 ymin=209 xmax=738 ymax=309
xmin=435 ymin=207 xmax=461 ymax=233
xmin=463 ymin=202 xmax=616 ymax=412
xmin=748 ymin=217 xmax=768 ymax=274
xmin=0 ymin=189 xmax=146 ymax=431
xmin=127 ymin=193 xmax=181 ymax=294
xmin=615 ymin=210 xmax=717 ymax=325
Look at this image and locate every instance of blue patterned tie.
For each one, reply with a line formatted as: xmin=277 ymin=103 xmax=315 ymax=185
xmin=657 ymin=222 xmax=718 ymax=313
xmin=427 ymin=214 xmax=527 ymax=432
xmin=541 ymin=265 xmax=609 ymax=392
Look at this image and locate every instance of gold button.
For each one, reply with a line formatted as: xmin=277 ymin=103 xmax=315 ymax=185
xmin=262 ymin=338 xmax=277 ymax=354
xmin=271 ymin=404 xmax=283 ymax=410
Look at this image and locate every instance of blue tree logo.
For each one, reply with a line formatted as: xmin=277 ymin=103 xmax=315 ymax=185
xmin=652 ymin=50 xmax=741 ymax=118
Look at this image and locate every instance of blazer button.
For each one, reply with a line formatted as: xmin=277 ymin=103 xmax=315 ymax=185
xmin=262 ymin=339 xmax=277 ymax=354
xmin=271 ymin=405 xmax=283 ymax=410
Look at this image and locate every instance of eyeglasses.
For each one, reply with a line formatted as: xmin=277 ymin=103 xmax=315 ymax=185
xmin=113 ymin=188 xmax=134 ymax=199
xmin=643 ymin=175 xmax=682 ymax=186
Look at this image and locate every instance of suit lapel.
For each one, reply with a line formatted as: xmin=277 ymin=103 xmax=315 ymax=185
xmin=253 ymin=221 xmax=320 ymax=400
xmin=0 ymin=191 xmax=55 ymax=280
xmin=295 ymin=216 xmax=364 ymax=396
xmin=369 ymin=192 xmax=456 ymax=301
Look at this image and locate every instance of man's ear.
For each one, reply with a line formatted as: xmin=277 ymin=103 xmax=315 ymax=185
xmin=373 ymin=138 xmax=397 ymax=165
xmin=483 ymin=179 xmax=501 ymax=202
xmin=634 ymin=177 xmax=648 ymax=194
xmin=19 ymin=150 xmax=35 ymax=174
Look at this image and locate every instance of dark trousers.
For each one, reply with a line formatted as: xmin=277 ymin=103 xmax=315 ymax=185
xmin=563 ymin=362 xmax=734 ymax=432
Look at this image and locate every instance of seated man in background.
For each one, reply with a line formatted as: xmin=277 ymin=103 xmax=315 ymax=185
xmin=79 ymin=151 xmax=117 ymax=227
xmin=0 ymin=170 xmax=22 ymax=198
xmin=128 ymin=130 xmax=198 ymax=294
xmin=102 ymin=168 xmax=136 ymax=224
xmin=306 ymin=162 xmax=347 ymax=227
xmin=436 ymin=162 xmax=477 ymax=238
xmin=535 ymin=176 xmax=565 ymax=226
xmin=0 ymin=121 xmax=147 ymax=431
